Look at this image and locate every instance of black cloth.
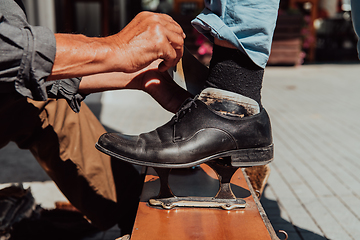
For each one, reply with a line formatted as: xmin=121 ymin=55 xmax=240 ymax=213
xmin=204 ymin=45 xmax=264 ymax=106
xmin=0 ymin=0 xmax=84 ymax=112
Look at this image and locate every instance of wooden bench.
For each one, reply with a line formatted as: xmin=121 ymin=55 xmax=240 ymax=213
xmin=129 ymin=165 xmax=279 ymax=240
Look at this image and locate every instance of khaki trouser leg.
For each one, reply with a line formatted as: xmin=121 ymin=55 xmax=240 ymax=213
xmin=0 ymin=94 xmax=141 ymax=231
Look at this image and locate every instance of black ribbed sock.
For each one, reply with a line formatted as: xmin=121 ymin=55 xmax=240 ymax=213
xmin=204 ymin=45 xmax=264 ymax=106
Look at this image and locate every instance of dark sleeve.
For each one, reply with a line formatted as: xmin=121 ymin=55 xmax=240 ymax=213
xmin=0 ymin=12 xmax=56 ymax=100
xmin=0 ymin=2 xmax=86 ymax=112
xmin=46 ymin=78 xmax=87 ymax=113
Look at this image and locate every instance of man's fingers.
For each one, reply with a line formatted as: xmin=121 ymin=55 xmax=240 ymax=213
xmin=158 ymin=13 xmax=186 ymax=39
xmin=155 ymin=26 xmax=184 ymax=72
xmin=112 ymin=11 xmax=185 ymax=73
xmin=173 ymin=47 xmax=183 ymax=68
xmin=159 ymin=14 xmax=184 ymax=32
xmin=158 ymin=51 xmax=176 ymax=72
xmin=167 ymin=31 xmax=185 ymax=49
xmin=157 ymin=40 xmax=184 ymax=72
xmin=144 ymin=11 xmax=185 ymax=38
xmin=165 ymin=21 xmax=186 ymax=39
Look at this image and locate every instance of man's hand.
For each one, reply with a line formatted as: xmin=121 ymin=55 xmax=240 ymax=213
xmin=109 ymin=11 xmax=186 ymax=73
xmin=49 ymin=12 xmax=185 ymax=81
xmin=133 ymin=67 xmax=192 ymax=113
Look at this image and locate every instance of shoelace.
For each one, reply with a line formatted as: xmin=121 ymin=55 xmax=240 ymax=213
xmin=173 ymin=96 xmax=198 ymax=123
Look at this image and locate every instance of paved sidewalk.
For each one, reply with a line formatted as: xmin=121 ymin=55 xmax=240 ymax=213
xmin=261 ymin=64 xmax=360 ymax=240
xmin=1 ymin=64 xmax=360 ymax=239
xmin=98 ymin=63 xmax=360 ymax=240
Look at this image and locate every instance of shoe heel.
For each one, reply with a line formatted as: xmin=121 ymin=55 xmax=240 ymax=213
xmin=230 ymin=144 xmax=274 ymax=167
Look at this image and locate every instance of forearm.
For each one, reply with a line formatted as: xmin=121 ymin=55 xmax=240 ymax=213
xmin=78 ymin=60 xmax=192 ymax=113
xmin=78 ymin=72 xmax=140 ymax=95
xmin=49 ymin=12 xmax=185 ymax=81
xmin=78 ymin=60 xmax=163 ymax=94
xmin=48 ymin=34 xmax=121 ymax=81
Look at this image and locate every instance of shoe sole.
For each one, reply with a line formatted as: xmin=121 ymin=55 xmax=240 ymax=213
xmin=95 ymin=143 xmax=274 ymax=169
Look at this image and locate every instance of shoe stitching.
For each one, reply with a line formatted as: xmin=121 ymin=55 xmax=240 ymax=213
xmin=173 ymin=97 xmax=198 ymax=141
xmin=218 ymin=128 xmax=239 ymax=149
xmin=172 ymin=128 xmax=237 ymax=153
xmin=173 ymin=97 xmax=198 ymax=123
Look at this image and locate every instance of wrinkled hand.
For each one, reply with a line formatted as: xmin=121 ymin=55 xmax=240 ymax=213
xmin=142 ymin=71 xmax=192 ymax=113
xmin=109 ymin=11 xmax=185 ymax=73
xmin=128 ymin=62 xmax=192 ymax=113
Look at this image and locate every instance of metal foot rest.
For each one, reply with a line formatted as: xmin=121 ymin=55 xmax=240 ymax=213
xmin=129 ymin=159 xmax=280 ymax=240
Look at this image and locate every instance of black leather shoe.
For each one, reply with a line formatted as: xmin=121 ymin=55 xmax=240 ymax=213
xmin=96 ymin=92 xmax=273 ymax=168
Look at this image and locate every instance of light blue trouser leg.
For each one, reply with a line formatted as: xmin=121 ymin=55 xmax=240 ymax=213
xmin=191 ymin=0 xmax=280 ymax=68
xmin=351 ymin=0 xmax=360 ymax=59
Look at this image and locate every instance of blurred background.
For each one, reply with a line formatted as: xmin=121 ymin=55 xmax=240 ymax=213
xmin=2 ymin=0 xmax=360 ymax=239
xmin=24 ymin=0 xmax=358 ymax=66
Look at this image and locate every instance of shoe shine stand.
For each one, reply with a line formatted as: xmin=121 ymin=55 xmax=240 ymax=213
xmin=130 ymin=164 xmax=278 ymax=240
xmin=128 ymin=49 xmax=280 ymax=240
xmin=149 ymin=159 xmax=246 ymax=210
xmin=148 ymin=50 xmax=248 ymax=211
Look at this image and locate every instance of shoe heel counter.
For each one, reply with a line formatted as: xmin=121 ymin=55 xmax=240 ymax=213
xmin=262 ymin=109 xmax=273 ymax=145
xmin=230 ymin=144 xmax=274 ymax=167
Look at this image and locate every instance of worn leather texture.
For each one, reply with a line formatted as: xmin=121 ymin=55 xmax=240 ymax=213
xmin=97 ymin=99 xmax=273 ymax=168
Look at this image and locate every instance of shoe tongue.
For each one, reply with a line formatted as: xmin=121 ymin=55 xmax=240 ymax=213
xmin=198 ymin=88 xmax=260 ymax=117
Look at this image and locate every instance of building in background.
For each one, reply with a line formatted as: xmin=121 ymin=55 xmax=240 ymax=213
xmin=23 ymin=0 xmax=56 ymax=32
xmin=23 ymin=0 xmax=358 ymax=65
xmin=24 ymin=0 xmax=130 ymax=37
xmin=269 ymin=0 xmax=357 ymax=65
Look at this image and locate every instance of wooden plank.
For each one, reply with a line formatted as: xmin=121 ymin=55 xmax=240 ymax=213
xmin=130 ymin=165 xmax=278 ymax=240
